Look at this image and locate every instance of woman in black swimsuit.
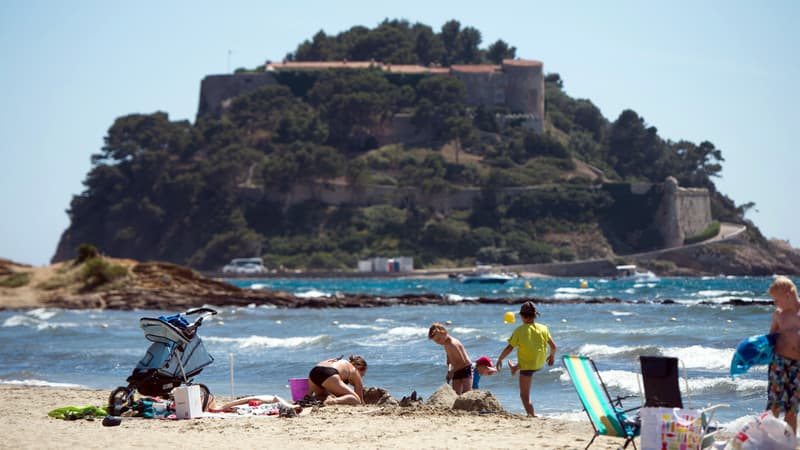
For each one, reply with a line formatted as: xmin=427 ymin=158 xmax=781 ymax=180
xmin=307 ymin=355 xmax=367 ymax=405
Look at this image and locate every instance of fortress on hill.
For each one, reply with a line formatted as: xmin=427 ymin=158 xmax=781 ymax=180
xmin=194 ymin=59 xmax=713 ymax=252
xmin=197 ymin=58 xmax=545 ymax=133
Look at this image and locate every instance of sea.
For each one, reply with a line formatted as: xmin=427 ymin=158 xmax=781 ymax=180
xmin=1 ymin=275 xmax=795 ymax=427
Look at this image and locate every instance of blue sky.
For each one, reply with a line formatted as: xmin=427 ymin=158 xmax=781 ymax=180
xmin=1 ymin=1 xmax=798 ymax=266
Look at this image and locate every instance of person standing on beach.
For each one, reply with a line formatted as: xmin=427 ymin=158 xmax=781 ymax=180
xmin=767 ymin=276 xmax=800 ymax=433
xmin=496 ymin=301 xmax=556 ymax=417
xmin=307 ymin=355 xmax=367 ymax=405
xmin=428 ymin=322 xmax=473 ymax=394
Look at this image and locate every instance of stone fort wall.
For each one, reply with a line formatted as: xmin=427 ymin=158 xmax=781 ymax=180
xmin=196 ymin=59 xmax=545 ymax=132
xmin=267 ymin=178 xmax=712 ymax=248
xmin=195 ymin=62 xmax=711 ymax=249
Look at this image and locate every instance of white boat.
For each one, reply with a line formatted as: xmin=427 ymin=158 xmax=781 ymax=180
xmin=456 ymin=267 xmax=518 ymax=284
xmin=222 ymin=257 xmax=267 ymax=274
xmin=614 ymin=265 xmax=659 ymax=282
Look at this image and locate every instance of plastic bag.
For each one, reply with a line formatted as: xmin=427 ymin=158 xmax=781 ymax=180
xmin=724 ymin=412 xmax=797 ymax=450
xmin=640 ymin=407 xmax=705 ymax=450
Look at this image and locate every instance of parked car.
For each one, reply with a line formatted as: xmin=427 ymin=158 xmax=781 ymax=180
xmin=222 ymin=257 xmax=267 ymax=274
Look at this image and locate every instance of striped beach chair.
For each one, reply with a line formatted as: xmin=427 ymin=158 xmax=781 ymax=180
xmin=563 ymin=354 xmax=641 ymax=450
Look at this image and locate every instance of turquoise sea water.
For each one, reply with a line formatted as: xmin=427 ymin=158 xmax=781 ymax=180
xmin=1 ymin=275 xmax=796 ymax=426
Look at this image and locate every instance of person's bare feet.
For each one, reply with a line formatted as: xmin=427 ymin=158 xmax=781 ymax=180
xmin=507 ymin=360 xmax=519 ymax=377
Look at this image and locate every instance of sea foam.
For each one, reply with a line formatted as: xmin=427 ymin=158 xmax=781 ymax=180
xmin=361 ymin=326 xmax=429 ymax=346
xmin=0 ymin=379 xmax=87 ymax=389
xmin=204 ymin=334 xmax=328 ymax=349
xmin=295 ymin=289 xmax=330 ymax=298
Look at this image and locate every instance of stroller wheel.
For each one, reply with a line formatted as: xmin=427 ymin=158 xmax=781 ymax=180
xmin=108 ymin=387 xmax=133 ymax=416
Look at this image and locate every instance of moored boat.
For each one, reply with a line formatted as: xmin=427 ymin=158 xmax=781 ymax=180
xmin=614 ymin=264 xmax=659 ymax=282
xmin=456 ymin=266 xmax=518 ymax=284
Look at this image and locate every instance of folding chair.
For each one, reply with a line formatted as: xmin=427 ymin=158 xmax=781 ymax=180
xmin=563 ymin=355 xmax=642 ymax=450
xmin=639 ymin=355 xmax=685 ymax=408
xmin=637 ymin=355 xmax=727 ymax=449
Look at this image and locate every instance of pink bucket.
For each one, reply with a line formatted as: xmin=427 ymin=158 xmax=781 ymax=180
xmin=288 ymin=378 xmax=309 ymax=402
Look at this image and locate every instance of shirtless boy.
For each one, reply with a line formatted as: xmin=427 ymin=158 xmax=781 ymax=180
xmin=428 ymin=322 xmax=473 ymax=394
xmin=767 ymin=276 xmax=800 ymax=432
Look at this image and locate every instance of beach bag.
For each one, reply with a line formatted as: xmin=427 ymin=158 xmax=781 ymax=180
xmin=724 ymin=412 xmax=796 ymax=450
xmin=640 ymin=407 xmax=705 ymax=450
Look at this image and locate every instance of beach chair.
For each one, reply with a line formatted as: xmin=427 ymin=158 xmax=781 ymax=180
xmin=637 ymin=356 xmax=727 ymax=449
xmin=639 ymin=356 xmax=686 ymax=408
xmin=562 ymin=355 xmax=642 ymax=450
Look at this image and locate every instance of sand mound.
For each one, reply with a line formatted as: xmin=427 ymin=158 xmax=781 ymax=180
xmin=363 ymin=386 xmax=399 ymax=406
xmin=453 ymin=389 xmax=503 ymax=412
xmin=424 ymin=385 xmax=501 ymax=411
xmin=426 ymin=384 xmax=458 ymax=409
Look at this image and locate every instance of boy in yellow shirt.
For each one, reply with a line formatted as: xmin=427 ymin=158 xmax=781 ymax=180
xmin=496 ymin=301 xmax=556 ymax=417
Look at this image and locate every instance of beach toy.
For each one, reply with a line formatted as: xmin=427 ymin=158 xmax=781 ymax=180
xmin=730 ymin=333 xmax=778 ymax=378
xmin=504 ymin=311 xmax=515 ymax=323
xmin=580 ymin=279 xmax=588 ymax=289
xmin=288 ymin=378 xmax=309 ymax=402
xmin=524 ymin=281 xmax=531 ymax=289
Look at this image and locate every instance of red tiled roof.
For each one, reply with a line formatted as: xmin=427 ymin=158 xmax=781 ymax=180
xmin=268 ymin=61 xmax=379 ymax=70
xmin=265 ymin=59 xmax=542 ymax=73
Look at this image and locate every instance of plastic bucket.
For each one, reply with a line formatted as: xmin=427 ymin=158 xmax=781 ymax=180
xmin=288 ymin=378 xmax=309 ymax=402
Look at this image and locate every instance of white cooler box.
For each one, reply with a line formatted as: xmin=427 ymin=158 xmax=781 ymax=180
xmin=173 ymin=385 xmax=203 ymax=419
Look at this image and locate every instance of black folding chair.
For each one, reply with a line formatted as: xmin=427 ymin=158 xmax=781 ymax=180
xmin=639 ymin=355 xmax=684 ymax=408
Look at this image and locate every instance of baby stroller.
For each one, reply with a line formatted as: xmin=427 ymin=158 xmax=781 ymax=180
xmin=108 ymin=307 xmax=217 ymax=416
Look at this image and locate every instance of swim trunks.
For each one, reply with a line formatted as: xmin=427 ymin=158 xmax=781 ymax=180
xmin=767 ymin=354 xmax=800 ymax=413
xmin=309 ymin=366 xmax=339 ymax=386
xmin=452 ymin=364 xmax=473 ymax=380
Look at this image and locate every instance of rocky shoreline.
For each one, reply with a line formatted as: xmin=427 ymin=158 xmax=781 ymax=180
xmin=36 ymin=290 xmax=772 ymax=311
xmin=0 ymin=255 xmax=784 ymax=311
xmin=15 ymin=261 xmax=772 ymax=311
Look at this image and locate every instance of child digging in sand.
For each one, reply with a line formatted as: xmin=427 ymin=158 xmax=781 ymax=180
xmin=428 ymin=322 xmax=473 ymax=394
xmin=767 ymin=275 xmax=800 ymax=433
xmin=496 ymin=301 xmax=556 ymax=417
xmin=472 ymin=355 xmax=498 ymax=389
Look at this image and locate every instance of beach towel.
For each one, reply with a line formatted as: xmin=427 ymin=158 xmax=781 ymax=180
xmin=48 ymin=405 xmax=107 ymax=420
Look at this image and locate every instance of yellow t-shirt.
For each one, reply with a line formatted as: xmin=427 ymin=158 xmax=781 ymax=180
xmin=508 ymin=322 xmax=551 ymax=371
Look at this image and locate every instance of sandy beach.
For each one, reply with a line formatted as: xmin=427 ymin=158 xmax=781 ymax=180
xmin=1 ymin=384 xmax=653 ymax=450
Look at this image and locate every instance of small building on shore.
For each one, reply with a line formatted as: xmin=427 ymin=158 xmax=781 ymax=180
xmin=358 ymin=256 xmax=414 ymax=273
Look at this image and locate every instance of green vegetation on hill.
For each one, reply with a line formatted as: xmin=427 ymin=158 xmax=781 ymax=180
xmin=54 ymin=19 xmax=747 ymax=270
xmin=286 ymin=19 xmax=516 ymax=66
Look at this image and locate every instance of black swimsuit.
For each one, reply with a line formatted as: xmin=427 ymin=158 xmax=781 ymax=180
xmin=452 ymin=364 xmax=473 ymax=380
xmin=309 ymin=366 xmax=339 ymax=386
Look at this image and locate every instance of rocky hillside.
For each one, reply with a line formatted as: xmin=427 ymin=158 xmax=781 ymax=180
xmin=52 ymin=19 xmax=759 ymax=274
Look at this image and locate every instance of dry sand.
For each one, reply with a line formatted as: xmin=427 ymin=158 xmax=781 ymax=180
xmin=1 ymin=384 xmax=638 ymax=450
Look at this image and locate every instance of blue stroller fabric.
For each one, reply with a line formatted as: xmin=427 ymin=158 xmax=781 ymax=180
xmin=730 ymin=333 xmax=778 ymax=378
xmin=159 ymin=314 xmax=190 ymax=329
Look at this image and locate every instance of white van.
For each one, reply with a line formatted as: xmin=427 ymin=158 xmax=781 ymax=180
xmin=222 ymin=257 xmax=267 ymax=274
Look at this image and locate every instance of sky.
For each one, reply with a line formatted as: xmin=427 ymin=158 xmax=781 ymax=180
xmin=1 ymin=0 xmax=798 ymax=266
